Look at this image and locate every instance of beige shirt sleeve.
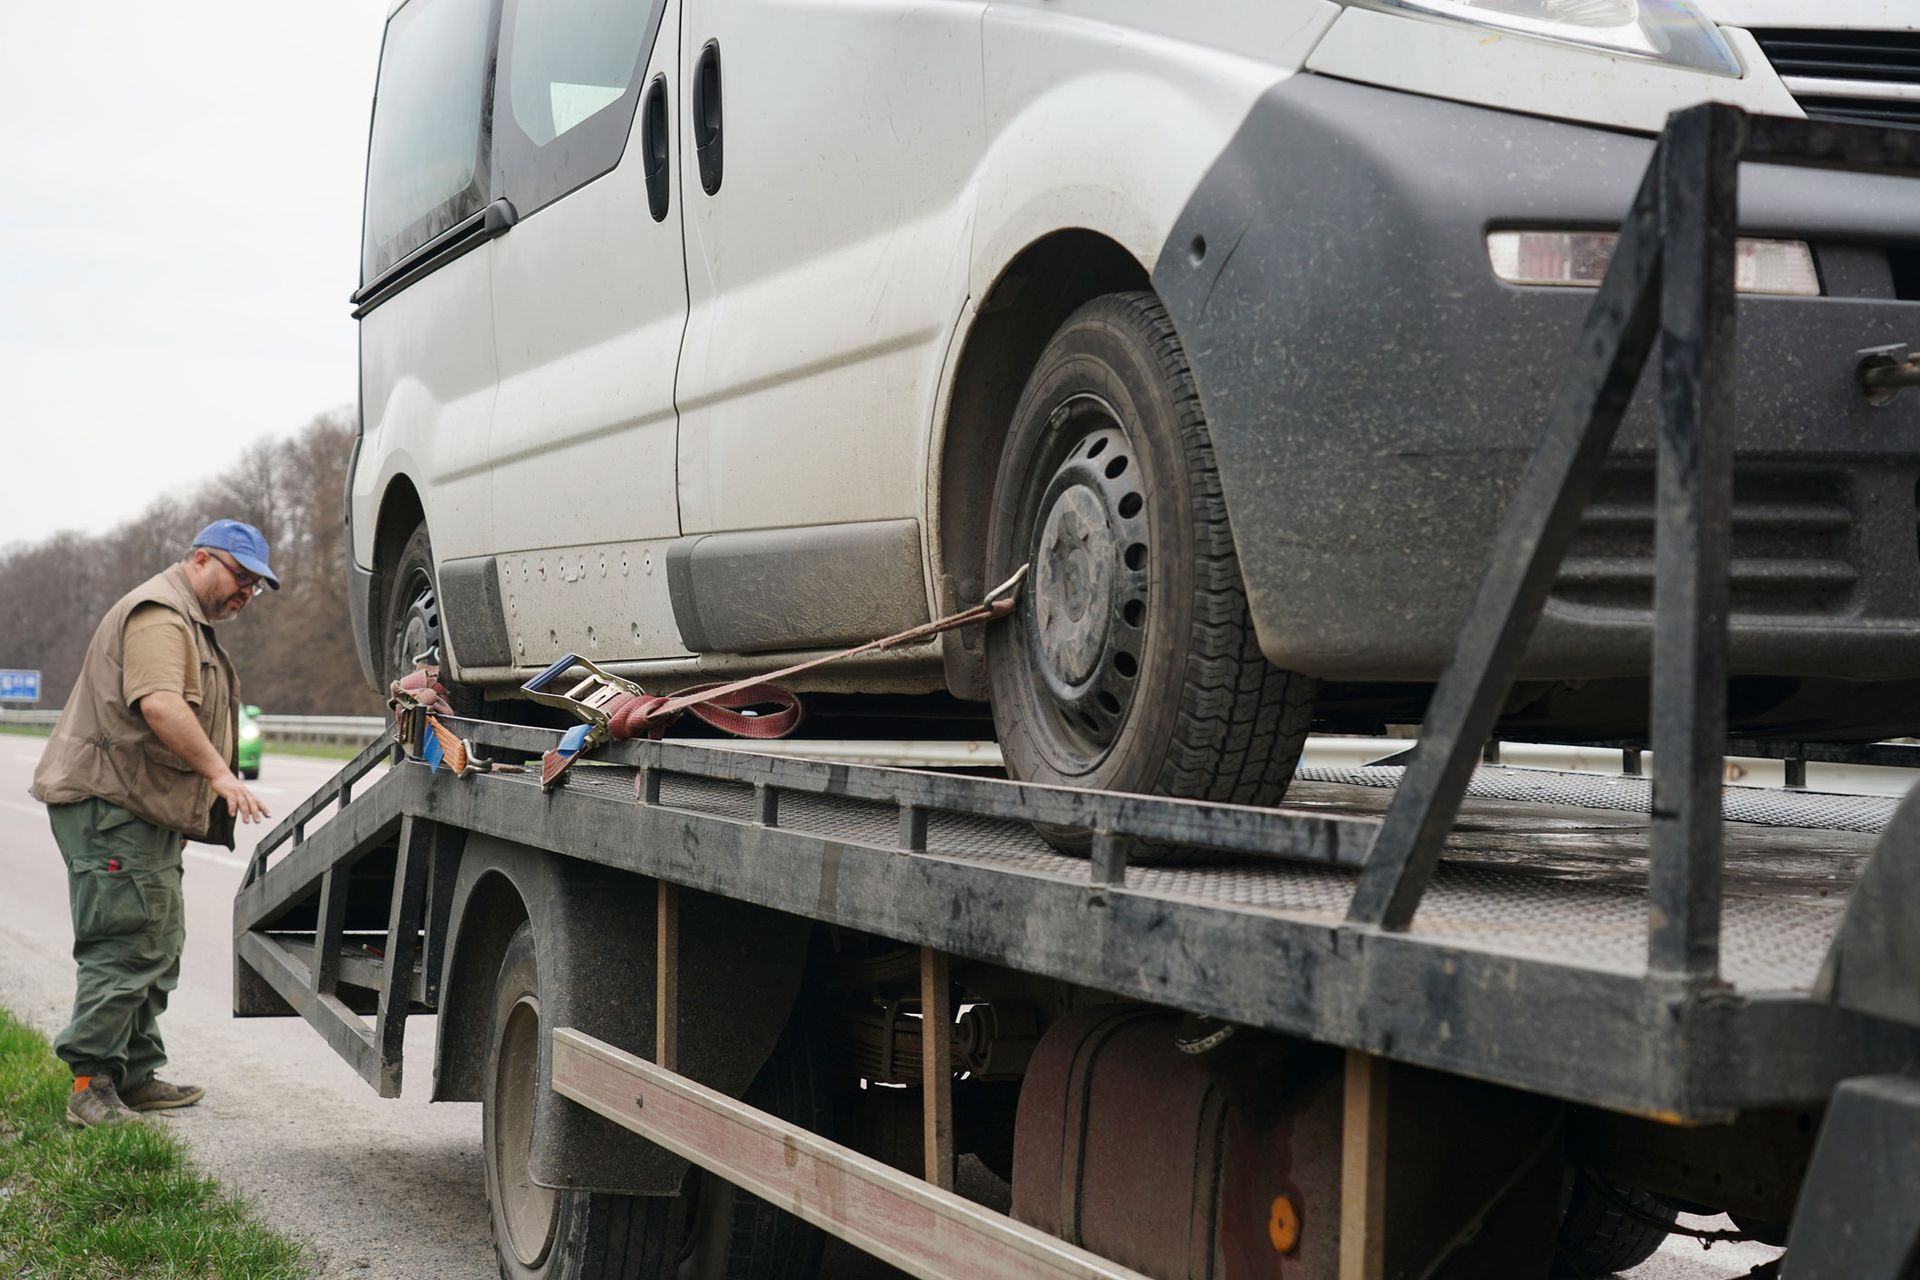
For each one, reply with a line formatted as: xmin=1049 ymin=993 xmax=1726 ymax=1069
xmin=122 ymin=603 xmax=202 ymax=708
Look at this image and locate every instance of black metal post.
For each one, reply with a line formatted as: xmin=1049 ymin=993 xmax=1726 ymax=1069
xmin=374 ymin=814 xmax=432 ymax=1095
xmin=1646 ymin=103 xmax=1742 ymax=982
xmin=1346 ymin=158 xmax=1667 ymax=930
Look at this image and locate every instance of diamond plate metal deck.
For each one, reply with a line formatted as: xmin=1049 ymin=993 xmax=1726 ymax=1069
xmin=1296 ymin=763 xmax=1900 ymax=834
xmin=556 ymin=759 xmax=1869 ymax=993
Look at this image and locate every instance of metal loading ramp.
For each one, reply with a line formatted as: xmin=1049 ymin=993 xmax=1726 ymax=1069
xmin=232 ymin=718 xmax=1920 ymax=1125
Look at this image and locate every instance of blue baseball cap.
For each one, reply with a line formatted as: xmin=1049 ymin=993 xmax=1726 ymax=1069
xmin=192 ymin=519 xmax=280 ymax=590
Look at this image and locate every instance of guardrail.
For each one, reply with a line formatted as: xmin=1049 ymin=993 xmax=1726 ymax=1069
xmin=0 ymin=708 xmax=388 ymax=749
xmin=253 ymin=714 xmax=386 ymax=747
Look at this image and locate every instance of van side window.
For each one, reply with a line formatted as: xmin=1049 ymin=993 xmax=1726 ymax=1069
xmin=493 ymin=0 xmax=665 ymax=217
xmin=361 ymin=0 xmax=496 ymax=285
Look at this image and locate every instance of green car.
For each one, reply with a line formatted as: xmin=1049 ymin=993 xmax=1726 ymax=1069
xmin=237 ymin=704 xmax=263 ymax=780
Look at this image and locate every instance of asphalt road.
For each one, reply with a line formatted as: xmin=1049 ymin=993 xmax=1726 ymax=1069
xmin=0 ymin=741 xmax=1781 ymax=1279
xmin=0 ymin=746 xmax=490 ymax=1278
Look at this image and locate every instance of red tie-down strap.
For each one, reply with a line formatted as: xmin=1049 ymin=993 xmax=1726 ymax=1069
xmin=590 ymin=564 xmax=1028 ymax=744
xmin=602 ymin=682 xmax=802 ymax=741
xmin=390 ymin=665 xmax=454 ymax=716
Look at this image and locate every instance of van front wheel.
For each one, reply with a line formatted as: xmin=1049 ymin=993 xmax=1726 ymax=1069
xmin=983 ymin=292 xmax=1315 ymax=861
xmin=377 ymin=522 xmax=482 ymax=718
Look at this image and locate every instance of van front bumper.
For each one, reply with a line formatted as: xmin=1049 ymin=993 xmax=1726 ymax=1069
xmin=1155 ymin=73 xmax=1920 ymax=685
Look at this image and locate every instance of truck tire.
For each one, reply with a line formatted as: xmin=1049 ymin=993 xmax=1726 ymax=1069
xmin=984 ymin=292 xmax=1316 ymax=861
xmin=1551 ymin=1168 xmax=1678 ymax=1278
xmin=483 ymin=922 xmax=828 ymax=1280
xmin=379 ymin=523 xmax=483 ymax=717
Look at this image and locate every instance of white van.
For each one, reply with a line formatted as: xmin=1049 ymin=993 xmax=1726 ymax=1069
xmin=348 ymin=1 xmax=1920 ymax=820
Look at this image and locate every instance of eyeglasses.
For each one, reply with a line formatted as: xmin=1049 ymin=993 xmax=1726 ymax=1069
xmin=207 ymin=551 xmax=267 ymax=598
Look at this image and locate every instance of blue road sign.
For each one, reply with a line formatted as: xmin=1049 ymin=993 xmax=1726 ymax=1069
xmin=0 ymin=670 xmax=41 ymax=703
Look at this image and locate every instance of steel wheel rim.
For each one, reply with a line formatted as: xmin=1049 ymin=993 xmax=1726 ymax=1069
xmin=1014 ymin=392 xmax=1151 ymax=772
xmin=493 ymin=995 xmax=557 ymax=1268
xmin=389 ymin=566 xmax=439 ymax=677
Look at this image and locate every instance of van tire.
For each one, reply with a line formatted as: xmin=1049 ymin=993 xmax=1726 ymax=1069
xmin=984 ymin=292 xmax=1315 ymax=862
xmin=482 ymin=922 xmax=827 ymax=1280
xmin=379 ymin=523 xmax=483 ymax=717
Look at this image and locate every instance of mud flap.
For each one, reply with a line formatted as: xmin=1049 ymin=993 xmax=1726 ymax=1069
xmin=1782 ymin=1074 xmax=1920 ymax=1280
xmin=436 ymin=834 xmax=810 ymax=1195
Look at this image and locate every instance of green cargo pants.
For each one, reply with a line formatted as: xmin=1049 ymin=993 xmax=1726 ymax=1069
xmin=49 ymin=798 xmax=186 ymax=1089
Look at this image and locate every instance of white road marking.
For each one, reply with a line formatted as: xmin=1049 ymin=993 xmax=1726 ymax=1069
xmin=9 ymin=798 xmax=247 ymax=869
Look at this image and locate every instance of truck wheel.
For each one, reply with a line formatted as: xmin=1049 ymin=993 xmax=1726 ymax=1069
xmin=984 ymin=292 xmax=1315 ymax=861
xmin=1550 ymin=1168 xmax=1678 ymax=1278
xmin=483 ymin=922 xmax=828 ymax=1280
xmin=379 ymin=523 xmax=482 ymax=716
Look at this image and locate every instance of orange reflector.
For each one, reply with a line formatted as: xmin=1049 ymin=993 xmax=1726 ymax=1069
xmin=1269 ymin=1192 xmax=1300 ymax=1253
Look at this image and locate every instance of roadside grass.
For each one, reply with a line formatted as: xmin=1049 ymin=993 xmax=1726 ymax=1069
xmin=0 ymin=1008 xmax=308 ymax=1279
xmin=253 ymin=740 xmax=366 ymax=763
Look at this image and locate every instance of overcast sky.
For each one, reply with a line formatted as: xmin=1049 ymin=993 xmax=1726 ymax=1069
xmin=0 ymin=2 xmax=390 ymax=550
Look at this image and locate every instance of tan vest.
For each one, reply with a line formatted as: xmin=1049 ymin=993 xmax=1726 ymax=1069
xmin=30 ymin=564 xmax=240 ymax=846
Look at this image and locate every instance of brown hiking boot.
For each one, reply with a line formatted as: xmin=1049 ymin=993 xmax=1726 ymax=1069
xmin=120 ymin=1077 xmax=206 ymax=1112
xmin=66 ymin=1077 xmax=140 ymax=1128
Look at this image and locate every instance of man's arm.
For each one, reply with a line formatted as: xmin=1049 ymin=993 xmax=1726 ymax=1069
xmin=139 ymin=691 xmax=269 ymax=824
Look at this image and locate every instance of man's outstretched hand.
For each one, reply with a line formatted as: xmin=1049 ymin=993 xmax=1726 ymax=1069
xmin=137 ymin=691 xmax=271 ymax=824
xmin=213 ymin=771 xmax=269 ymax=824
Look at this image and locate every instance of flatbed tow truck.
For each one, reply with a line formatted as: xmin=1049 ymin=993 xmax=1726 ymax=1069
xmin=233 ymin=108 xmax=1920 ymax=1280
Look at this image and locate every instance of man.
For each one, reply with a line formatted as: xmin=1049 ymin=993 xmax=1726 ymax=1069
xmin=30 ymin=520 xmax=277 ymax=1127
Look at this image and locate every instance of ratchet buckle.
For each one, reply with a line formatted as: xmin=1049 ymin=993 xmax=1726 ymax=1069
xmin=520 ymin=653 xmax=646 ymax=789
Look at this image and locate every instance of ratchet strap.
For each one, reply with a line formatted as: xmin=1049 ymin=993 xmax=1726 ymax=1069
xmin=389 ymin=670 xmax=490 ymax=777
xmin=524 ymin=565 xmax=1027 ymax=788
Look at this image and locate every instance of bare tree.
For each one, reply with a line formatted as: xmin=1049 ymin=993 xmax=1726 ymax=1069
xmin=0 ymin=410 xmax=380 ymax=715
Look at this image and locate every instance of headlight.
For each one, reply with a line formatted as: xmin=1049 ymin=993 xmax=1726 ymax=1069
xmin=1352 ymin=0 xmax=1741 ymax=77
xmin=240 ymin=724 xmax=261 ymax=742
xmin=1488 ymin=231 xmax=1821 ymax=297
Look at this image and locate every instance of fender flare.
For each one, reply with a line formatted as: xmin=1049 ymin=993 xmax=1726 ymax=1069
xmin=433 ymin=833 xmax=812 ymax=1194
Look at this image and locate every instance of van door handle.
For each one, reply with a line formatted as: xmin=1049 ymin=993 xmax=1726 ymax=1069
xmin=692 ymin=40 xmax=723 ymax=196
xmin=641 ymin=74 xmax=671 ymax=222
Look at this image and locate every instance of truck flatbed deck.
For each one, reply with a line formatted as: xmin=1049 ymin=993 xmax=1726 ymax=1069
xmin=235 ymin=720 xmax=1918 ymax=1128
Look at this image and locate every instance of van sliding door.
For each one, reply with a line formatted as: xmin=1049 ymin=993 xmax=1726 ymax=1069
xmin=672 ymin=0 xmax=987 ymax=552
xmin=482 ymin=0 xmax=692 ymax=671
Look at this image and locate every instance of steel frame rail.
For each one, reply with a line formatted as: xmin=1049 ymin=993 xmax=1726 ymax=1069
xmin=1346 ymin=106 xmax=1920 ymax=989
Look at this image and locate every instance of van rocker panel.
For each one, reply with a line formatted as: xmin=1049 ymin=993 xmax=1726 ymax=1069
xmin=667 ymin=518 xmax=931 ymax=654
